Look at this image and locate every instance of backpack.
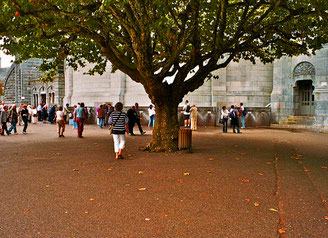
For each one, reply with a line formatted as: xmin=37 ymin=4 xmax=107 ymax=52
xmin=229 ymin=111 xmax=235 ymax=119
xmin=243 ymin=108 xmax=248 ymax=116
xmin=186 ymin=104 xmax=191 ymax=113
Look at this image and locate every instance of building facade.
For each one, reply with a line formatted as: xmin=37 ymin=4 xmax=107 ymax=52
xmin=3 ymin=58 xmax=65 ymax=107
xmin=3 ymin=46 xmax=328 ymax=130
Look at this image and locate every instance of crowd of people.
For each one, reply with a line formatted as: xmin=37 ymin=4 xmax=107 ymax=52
xmin=1 ymin=99 xmax=247 ymax=159
xmin=220 ymin=103 xmax=247 ymax=133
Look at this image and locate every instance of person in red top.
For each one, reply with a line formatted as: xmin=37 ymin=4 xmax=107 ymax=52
xmin=97 ymin=105 xmax=106 ymax=128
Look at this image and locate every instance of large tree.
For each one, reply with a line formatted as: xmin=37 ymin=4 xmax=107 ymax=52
xmin=1 ymin=0 xmax=328 ymax=151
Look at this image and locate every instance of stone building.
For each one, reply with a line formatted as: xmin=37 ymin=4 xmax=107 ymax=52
xmin=3 ymin=46 xmax=328 ymax=130
xmin=3 ymin=58 xmax=64 ymax=107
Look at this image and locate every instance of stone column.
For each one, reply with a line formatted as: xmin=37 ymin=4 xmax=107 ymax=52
xmin=314 ymin=84 xmax=328 ymax=130
xmin=64 ymin=64 xmax=73 ymax=106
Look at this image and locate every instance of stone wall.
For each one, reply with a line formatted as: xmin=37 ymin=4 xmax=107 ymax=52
xmin=83 ymin=106 xmax=271 ymax=128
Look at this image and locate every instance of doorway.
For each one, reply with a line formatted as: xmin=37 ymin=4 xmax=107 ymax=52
xmin=295 ymin=80 xmax=314 ymax=116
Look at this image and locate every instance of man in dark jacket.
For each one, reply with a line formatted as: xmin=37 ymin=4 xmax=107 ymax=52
xmin=134 ymin=103 xmax=146 ymax=135
xmin=127 ymin=106 xmax=137 ymax=136
xmin=21 ymin=105 xmax=29 ymax=134
xmin=0 ymin=106 xmax=10 ymax=136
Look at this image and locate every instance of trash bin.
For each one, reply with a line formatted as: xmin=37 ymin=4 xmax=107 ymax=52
xmin=178 ymin=128 xmax=192 ymax=150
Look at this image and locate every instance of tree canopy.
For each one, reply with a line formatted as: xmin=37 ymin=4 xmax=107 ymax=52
xmin=1 ymin=0 xmax=328 ymax=151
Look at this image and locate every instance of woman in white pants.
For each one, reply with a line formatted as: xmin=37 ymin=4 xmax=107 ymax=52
xmin=109 ymin=102 xmax=129 ymax=159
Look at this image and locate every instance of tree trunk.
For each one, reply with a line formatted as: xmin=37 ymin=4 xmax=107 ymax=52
xmin=145 ymin=101 xmax=180 ymax=152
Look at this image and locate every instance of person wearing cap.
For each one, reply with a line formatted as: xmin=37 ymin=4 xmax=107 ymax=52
xmin=21 ymin=105 xmax=29 ymax=134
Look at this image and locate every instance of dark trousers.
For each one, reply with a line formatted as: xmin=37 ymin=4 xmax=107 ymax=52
xmin=22 ymin=117 xmax=28 ymax=132
xmin=76 ymin=117 xmax=85 ymax=137
xmin=128 ymin=121 xmax=135 ymax=135
xmin=135 ymin=118 xmax=143 ymax=134
xmin=37 ymin=111 xmax=42 ymax=121
xmin=222 ymin=118 xmax=228 ymax=133
xmin=232 ymin=119 xmax=240 ymax=133
xmin=1 ymin=122 xmax=9 ymax=135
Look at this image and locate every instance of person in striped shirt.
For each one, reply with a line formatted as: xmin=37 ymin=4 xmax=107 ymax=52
xmin=109 ymin=102 xmax=129 ymax=159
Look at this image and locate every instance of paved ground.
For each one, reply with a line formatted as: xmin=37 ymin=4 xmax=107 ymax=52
xmin=0 ymin=123 xmax=327 ymax=238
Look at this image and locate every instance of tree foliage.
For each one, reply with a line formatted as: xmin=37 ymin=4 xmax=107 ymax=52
xmin=0 ymin=0 xmax=327 ymax=99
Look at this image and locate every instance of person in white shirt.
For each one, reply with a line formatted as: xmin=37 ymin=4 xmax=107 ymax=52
xmin=56 ymin=106 xmax=65 ymax=137
xmin=221 ymin=106 xmax=229 ymax=133
xmin=148 ymin=104 xmax=155 ymax=127
xmin=182 ymin=100 xmax=191 ymax=127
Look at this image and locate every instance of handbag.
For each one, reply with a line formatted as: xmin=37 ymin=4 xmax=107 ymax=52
xmin=219 ymin=118 xmax=223 ymax=124
xmin=109 ymin=112 xmax=122 ymax=135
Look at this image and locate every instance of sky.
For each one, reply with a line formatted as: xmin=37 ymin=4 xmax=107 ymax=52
xmin=0 ymin=50 xmax=14 ymax=68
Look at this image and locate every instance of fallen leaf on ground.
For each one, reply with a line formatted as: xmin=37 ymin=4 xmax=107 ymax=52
xmin=107 ymin=168 xmax=113 ymax=171
xmin=278 ymin=228 xmax=286 ymax=234
xmin=321 ymin=166 xmax=328 ymax=169
xmin=325 ymin=216 xmax=328 ymax=220
xmin=209 ymin=158 xmax=215 ymax=161
xmin=322 ymin=199 xmax=326 ymax=203
xmin=245 ymin=199 xmax=250 ymax=202
xmin=304 ymin=169 xmax=311 ymax=172
xmin=254 ymin=202 xmax=260 ymax=207
xmin=241 ymin=179 xmax=250 ymax=183
xmin=241 ymin=152 xmax=246 ymax=155
xmin=84 ymin=211 xmax=89 ymax=214
xmin=138 ymin=171 xmax=144 ymax=174
xmin=89 ymin=198 xmax=95 ymax=201
xmin=258 ymin=172 xmax=263 ymax=176
xmin=235 ymin=158 xmax=240 ymax=160
xmin=24 ymin=208 xmax=29 ymax=212
xmin=45 ymin=185 xmax=50 ymax=188
xmin=207 ymin=170 xmax=213 ymax=173
xmin=145 ymin=218 xmax=150 ymax=221
xmin=72 ymin=169 xmax=79 ymax=171
xmin=296 ymin=154 xmax=302 ymax=157
xmin=269 ymin=208 xmax=278 ymax=212
xmin=138 ymin=188 xmax=147 ymax=191
xmin=266 ymin=162 xmax=272 ymax=165
xmin=185 ymin=221 xmax=189 ymax=225
xmin=64 ymin=211 xmax=68 ymax=214
xmin=184 ymin=172 xmax=190 ymax=176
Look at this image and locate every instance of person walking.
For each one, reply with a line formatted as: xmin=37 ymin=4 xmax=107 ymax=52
xmin=75 ymin=102 xmax=87 ymax=138
xmin=230 ymin=105 xmax=241 ymax=134
xmin=63 ymin=103 xmax=70 ymax=124
xmin=21 ymin=105 xmax=29 ymax=134
xmin=8 ymin=104 xmax=18 ymax=135
xmin=37 ymin=103 xmax=43 ymax=121
xmin=97 ymin=104 xmax=106 ymax=128
xmin=48 ymin=105 xmax=57 ymax=123
xmin=72 ymin=105 xmax=78 ymax=129
xmin=109 ymin=102 xmax=129 ymax=159
xmin=41 ymin=104 xmax=48 ymax=123
xmin=31 ymin=106 xmax=38 ymax=124
xmin=0 ymin=106 xmax=10 ymax=136
xmin=182 ymin=100 xmax=191 ymax=127
xmin=190 ymin=104 xmax=198 ymax=130
xmin=148 ymin=104 xmax=155 ymax=127
xmin=127 ymin=106 xmax=136 ymax=136
xmin=56 ymin=106 xmax=66 ymax=137
xmin=239 ymin=103 xmax=246 ymax=129
xmin=134 ymin=103 xmax=146 ymax=135
xmin=221 ymin=106 xmax=229 ymax=133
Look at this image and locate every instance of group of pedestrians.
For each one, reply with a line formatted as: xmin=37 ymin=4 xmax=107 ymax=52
xmin=96 ymin=103 xmax=114 ymax=128
xmin=0 ymin=102 xmax=36 ymax=135
xmin=220 ymin=103 xmax=247 ymax=133
xmin=127 ymin=103 xmax=147 ymax=136
xmin=182 ymin=100 xmax=198 ymax=130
